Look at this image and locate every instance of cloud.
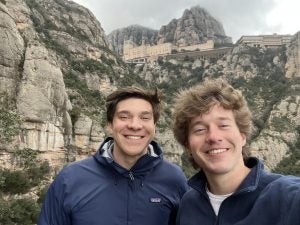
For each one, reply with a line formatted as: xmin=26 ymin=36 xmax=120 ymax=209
xmin=72 ymin=0 xmax=299 ymax=42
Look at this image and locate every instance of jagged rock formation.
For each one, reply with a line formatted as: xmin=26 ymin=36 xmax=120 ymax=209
xmin=0 ymin=0 xmax=185 ymax=171
xmin=2 ymin=1 xmax=300 ymax=222
xmin=285 ymin=33 xmax=300 ymax=78
xmin=1 ymin=0 xmax=300 ymax=175
xmin=157 ymin=6 xmax=232 ymax=46
xmin=108 ymin=5 xmax=232 ymax=57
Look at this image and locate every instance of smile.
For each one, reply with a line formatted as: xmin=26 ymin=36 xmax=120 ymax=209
xmin=207 ymin=148 xmax=228 ymax=154
xmin=125 ymin=135 xmax=143 ymax=140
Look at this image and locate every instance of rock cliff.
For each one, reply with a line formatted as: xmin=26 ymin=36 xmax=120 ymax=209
xmin=108 ymin=5 xmax=232 ymax=57
xmin=0 ymin=0 xmax=185 ymax=170
xmin=157 ymin=6 xmax=232 ymax=46
xmin=0 ymin=0 xmax=300 ymax=175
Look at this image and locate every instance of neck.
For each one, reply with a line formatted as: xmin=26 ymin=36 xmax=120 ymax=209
xmin=112 ymin=149 xmax=148 ymax=170
xmin=206 ymin=164 xmax=251 ymax=195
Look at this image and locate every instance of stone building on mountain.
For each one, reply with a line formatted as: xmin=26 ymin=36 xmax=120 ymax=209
xmin=123 ymin=39 xmax=214 ymax=63
xmin=107 ymin=5 xmax=232 ymax=58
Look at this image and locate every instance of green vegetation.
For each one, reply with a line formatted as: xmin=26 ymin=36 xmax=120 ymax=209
xmin=26 ymin=0 xmax=91 ymax=43
xmin=3 ymin=2 xmax=299 ymax=223
xmin=71 ymin=58 xmax=112 ymax=75
xmin=156 ymin=61 xmax=204 ymax=104
xmin=273 ymin=142 xmax=300 ymax=176
xmin=0 ymin=198 xmax=40 ymax=225
xmin=1 ymin=149 xmax=50 ymax=194
xmin=0 ymin=109 xmax=21 ymax=144
xmin=64 ymin=70 xmax=106 ymax=123
xmin=229 ymin=47 xmax=289 ymax=140
xmin=0 ymin=94 xmax=21 ymax=144
xmin=273 ymin=126 xmax=300 ymax=176
xmin=0 ymin=148 xmax=50 ymax=224
xmin=180 ymin=152 xmax=199 ymax=178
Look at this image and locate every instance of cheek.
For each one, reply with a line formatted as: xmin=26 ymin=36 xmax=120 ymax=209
xmin=146 ymin=123 xmax=156 ymax=134
xmin=107 ymin=121 xmax=125 ymax=134
xmin=188 ymin=135 xmax=203 ymax=150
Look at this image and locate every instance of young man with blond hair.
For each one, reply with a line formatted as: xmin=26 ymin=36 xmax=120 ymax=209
xmin=173 ymin=79 xmax=300 ymax=225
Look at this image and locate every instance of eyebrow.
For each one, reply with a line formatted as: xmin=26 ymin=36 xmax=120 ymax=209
xmin=190 ymin=117 xmax=233 ymax=126
xmin=117 ymin=110 xmax=153 ymax=115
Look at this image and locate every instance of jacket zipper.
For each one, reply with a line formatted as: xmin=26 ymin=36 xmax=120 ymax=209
xmin=129 ymin=171 xmax=134 ymax=181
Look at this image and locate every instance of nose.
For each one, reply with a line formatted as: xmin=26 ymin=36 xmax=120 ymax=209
xmin=127 ymin=117 xmax=143 ymax=130
xmin=205 ymin=126 xmax=222 ymax=144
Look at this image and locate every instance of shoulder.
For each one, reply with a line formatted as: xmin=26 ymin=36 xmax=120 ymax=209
xmin=54 ymin=156 xmax=101 ymax=184
xmin=271 ymin=175 xmax=300 ymax=191
xmin=160 ymin=159 xmax=181 ymax=169
xmin=152 ymin=160 xmax=188 ymax=190
xmin=260 ymin=174 xmax=300 ymax=219
xmin=262 ymin=173 xmax=300 ymax=201
xmin=159 ymin=159 xmax=186 ymax=179
xmin=181 ymin=188 xmax=202 ymax=204
xmin=62 ymin=156 xmax=96 ymax=173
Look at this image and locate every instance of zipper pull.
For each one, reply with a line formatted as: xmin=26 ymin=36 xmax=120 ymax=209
xmin=129 ymin=171 xmax=134 ymax=181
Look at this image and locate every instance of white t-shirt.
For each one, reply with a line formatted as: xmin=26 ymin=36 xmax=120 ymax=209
xmin=206 ymin=187 xmax=233 ymax=216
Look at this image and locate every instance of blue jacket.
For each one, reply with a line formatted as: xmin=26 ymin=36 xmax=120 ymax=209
xmin=177 ymin=157 xmax=300 ymax=225
xmin=38 ymin=137 xmax=188 ymax=225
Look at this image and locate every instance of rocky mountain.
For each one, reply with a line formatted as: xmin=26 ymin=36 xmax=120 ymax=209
xmin=107 ymin=5 xmax=232 ymax=57
xmin=157 ymin=6 xmax=232 ymax=46
xmin=0 ymin=0 xmax=130 ymax=168
xmin=1 ymin=0 xmax=299 ymax=176
xmin=0 ymin=0 xmax=183 ymax=171
xmin=1 ymin=0 xmax=300 ymax=222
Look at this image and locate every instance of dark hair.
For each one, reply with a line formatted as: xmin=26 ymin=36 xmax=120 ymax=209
xmin=172 ymin=79 xmax=252 ymax=166
xmin=106 ymin=86 xmax=162 ymax=124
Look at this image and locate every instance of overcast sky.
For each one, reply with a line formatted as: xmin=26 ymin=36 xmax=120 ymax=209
xmin=72 ymin=0 xmax=300 ymax=43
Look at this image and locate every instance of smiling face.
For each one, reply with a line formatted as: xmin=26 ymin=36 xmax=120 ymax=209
xmin=188 ymin=104 xmax=246 ymax=177
xmin=107 ymin=98 xmax=155 ymax=169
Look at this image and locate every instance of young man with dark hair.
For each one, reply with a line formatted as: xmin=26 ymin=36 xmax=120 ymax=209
xmin=38 ymin=86 xmax=188 ymax=225
xmin=173 ymin=79 xmax=300 ymax=225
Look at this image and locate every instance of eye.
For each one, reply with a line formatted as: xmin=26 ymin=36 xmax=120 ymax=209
xmin=119 ymin=114 xmax=129 ymax=120
xmin=195 ymin=128 xmax=206 ymax=133
xmin=220 ymin=124 xmax=230 ymax=129
xmin=191 ymin=126 xmax=207 ymax=134
xmin=140 ymin=113 xmax=152 ymax=121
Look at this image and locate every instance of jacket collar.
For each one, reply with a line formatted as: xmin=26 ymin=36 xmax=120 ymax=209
xmin=188 ymin=157 xmax=264 ymax=195
xmin=93 ymin=137 xmax=163 ymax=178
xmin=100 ymin=138 xmax=159 ymax=159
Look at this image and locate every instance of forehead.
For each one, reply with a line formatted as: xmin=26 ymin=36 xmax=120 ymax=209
xmin=190 ymin=104 xmax=235 ymax=124
xmin=116 ymin=98 xmax=153 ymax=112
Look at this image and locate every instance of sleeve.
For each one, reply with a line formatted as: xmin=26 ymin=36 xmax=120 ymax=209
xmin=37 ymin=172 xmax=71 ymax=225
xmin=285 ymin=177 xmax=300 ymax=224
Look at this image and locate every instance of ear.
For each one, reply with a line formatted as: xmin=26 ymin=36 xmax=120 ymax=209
xmin=241 ymin=133 xmax=247 ymax=147
xmin=106 ymin=123 xmax=113 ymax=136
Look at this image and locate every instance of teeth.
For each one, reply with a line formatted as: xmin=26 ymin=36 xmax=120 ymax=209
xmin=208 ymin=149 xmax=227 ymax=154
xmin=126 ymin=136 xmax=142 ymax=140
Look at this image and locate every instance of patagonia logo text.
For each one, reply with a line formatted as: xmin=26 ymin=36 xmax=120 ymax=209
xmin=150 ymin=197 xmax=161 ymax=203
